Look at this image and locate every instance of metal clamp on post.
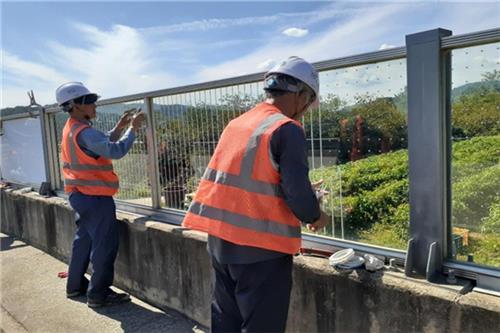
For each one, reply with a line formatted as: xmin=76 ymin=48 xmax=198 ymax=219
xmin=405 ymin=239 xmax=441 ymax=282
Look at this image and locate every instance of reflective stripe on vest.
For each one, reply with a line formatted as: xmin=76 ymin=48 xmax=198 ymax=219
xmin=202 ymin=168 xmax=283 ymax=197
xmin=63 ymin=162 xmax=114 ymax=171
xmin=189 ymin=201 xmax=301 ymax=238
xmin=64 ymin=179 xmax=119 ymax=189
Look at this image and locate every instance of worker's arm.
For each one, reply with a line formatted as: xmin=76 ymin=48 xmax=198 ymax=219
xmin=107 ymin=126 xmax=125 ymax=143
xmin=77 ymin=127 xmax=136 ymax=160
xmin=270 ymin=122 xmax=321 ymax=223
xmin=107 ymin=109 xmax=136 ymax=142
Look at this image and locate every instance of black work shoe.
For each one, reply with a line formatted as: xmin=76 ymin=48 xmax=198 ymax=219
xmin=66 ymin=290 xmax=86 ymax=298
xmin=67 ymin=278 xmax=89 ymax=298
xmin=87 ymin=291 xmax=131 ymax=308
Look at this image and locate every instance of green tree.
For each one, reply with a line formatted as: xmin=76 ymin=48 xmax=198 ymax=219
xmin=452 ymin=88 xmax=500 ymax=138
xmin=482 ymin=69 xmax=500 ymax=81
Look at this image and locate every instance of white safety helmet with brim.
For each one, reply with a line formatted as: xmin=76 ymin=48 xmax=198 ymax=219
xmin=55 ymin=82 xmax=100 ymax=110
xmin=264 ymin=56 xmax=319 ymax=101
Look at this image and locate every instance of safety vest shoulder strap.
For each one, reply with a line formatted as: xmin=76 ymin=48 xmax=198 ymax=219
xmin=239 ymin=112 xmax=289 ymax=178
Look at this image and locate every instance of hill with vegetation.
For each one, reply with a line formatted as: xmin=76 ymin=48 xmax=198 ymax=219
xmin=310 ymin=135 xmax=499 ymax=266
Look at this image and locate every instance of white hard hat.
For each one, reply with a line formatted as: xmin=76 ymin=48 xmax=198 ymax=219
xmin=265 ymin=56 xmax=319 ymax=99
xmin=55 ymin=82 xmax=99 ymax=106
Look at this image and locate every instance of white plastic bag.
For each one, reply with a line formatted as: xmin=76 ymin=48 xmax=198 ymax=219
xmin=363 ymin=254 xmax=384 ymax=271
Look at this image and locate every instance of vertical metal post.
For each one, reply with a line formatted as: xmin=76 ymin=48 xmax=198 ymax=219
xmin=48 ymin=113 xmax=63 ymax=190
xmin=405 ymin=28 xmax=452 ymax=280
xmin=44 ymin=111 xmax=58 ymax=191
xmin=144 ymin=97 xmax=162 ymax=209
xmin=38 ymin=108 xmax=53 ymax=189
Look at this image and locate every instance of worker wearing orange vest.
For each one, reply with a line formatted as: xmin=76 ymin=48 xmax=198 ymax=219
xmin=183 ymin=57 xmax=330 ymax=332
xmin=57 ymin=82 xmax=145 ymax=308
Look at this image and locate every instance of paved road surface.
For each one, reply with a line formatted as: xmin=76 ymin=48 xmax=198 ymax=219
xmin=0 ymin=233 xmax=206 ymax=333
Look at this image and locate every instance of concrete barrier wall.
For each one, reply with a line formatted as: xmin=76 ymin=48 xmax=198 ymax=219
xmin=2 ymin=187 xmax=499 ymax=332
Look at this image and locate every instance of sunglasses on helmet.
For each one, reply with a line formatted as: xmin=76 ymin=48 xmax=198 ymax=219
xmin=74 ymin=94 xmax=99 ymax=105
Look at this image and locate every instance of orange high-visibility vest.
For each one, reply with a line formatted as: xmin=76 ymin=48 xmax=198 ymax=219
xmin=61 ymin=118 xmax=119 ymax=196
xmin=182 ymin=103 xmax=303 ymax=254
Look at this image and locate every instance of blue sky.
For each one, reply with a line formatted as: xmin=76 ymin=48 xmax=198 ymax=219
xmin=1 ymin=1 xmax=499 ymax=107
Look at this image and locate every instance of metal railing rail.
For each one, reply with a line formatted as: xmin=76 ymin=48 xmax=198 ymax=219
xmin=441 ymin=27 xmax=500 ymax=49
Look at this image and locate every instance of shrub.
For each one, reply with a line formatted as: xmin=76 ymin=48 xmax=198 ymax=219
xmin=481 ymin=199 xmax=500 ymax=234
xmin=452 ymin=165 xmax=500 ymax=231
xmin=310 ymin=135 xmax=499 ymax=248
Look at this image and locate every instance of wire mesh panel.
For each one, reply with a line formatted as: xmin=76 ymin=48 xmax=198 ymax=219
xmin=450 ymin=42 xmax=500 ymax=267
xmin=95 ymin=101 xmax=150 ymax=205
xmin=308 ymin=59 xmax=409 ymax=250
xmin=153 ymin=82 xmax=263 ymax=210
xmin=53 ymin=101 xmax=151 ymax=205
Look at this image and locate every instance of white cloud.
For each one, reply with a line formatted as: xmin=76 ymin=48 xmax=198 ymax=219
xmin=257 ymin=59 xmax=277 ymax=70
xmin=141 ymin=15 xmax=282 ymax=34
xmin=196 ymin=4 xmax=402 ymax=82
xmin=2 ymin=50 xmax=68 ymax=86
xmin=2 ymin=23 xmax=182 ymax=107
xmin=282 ymin=28 xmax=309 ymax=38
xmin=2 ymin=2 xmax=498 ymax=108
xmin=379 ymin=43 xmax=396 ymax=50
xmin=140 ymin=7 xmax=357 ymax=35
xmin=195 ymin=2 xmax=499 ymax=84
xmin=451 ymin=43 xmax=499 ymax=88
xmin=1 ymin=50 xmax=69 ymax=108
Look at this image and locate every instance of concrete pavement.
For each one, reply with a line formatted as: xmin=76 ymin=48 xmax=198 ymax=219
xmin=0 ymin=233 xmax=206 ymax=333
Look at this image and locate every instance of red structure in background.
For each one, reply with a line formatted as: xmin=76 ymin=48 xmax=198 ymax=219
xmin=350 ymin=115 xmax=363 ymax=161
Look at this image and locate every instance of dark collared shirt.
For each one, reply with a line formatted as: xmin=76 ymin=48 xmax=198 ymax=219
xmin=208 ymin=121 xmax=321 ymax=264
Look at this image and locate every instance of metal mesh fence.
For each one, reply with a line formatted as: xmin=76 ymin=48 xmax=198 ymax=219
xmin=152 ymin=82 xmax=263 ymax=209
xmin=8 ymin=28 xmax=497 ymax=280
xmin=50 ymin=60 xmax=410 ymax=250
xmin=53 ymin=101 xmax=151 ymax=205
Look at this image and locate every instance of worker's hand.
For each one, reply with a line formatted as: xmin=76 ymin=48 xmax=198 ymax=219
xmin=306 ymin=210 xmax=330 ymax=232
xmin=131 ymin=111 xmax=146 ymax=131
xmin=311 ymin=179 xmax=323 ymax=190
xmin=311 ymin=179 xmax=329 ymax=201
xmin=116 ymin=108 xmax=136 ymax=129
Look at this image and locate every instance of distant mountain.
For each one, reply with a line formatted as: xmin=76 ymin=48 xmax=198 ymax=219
xmin=2 ymin=80 xmax=498 ymax=118
xmin=82 ymin=102 xmax=190 ymax=118
xmin=152 ymin=104 xmax=190 ymax=118
xmin=451 ymin=80 xmax=500 ymax=102
xmin=0 ymin=103 xmax=58 ymax=118
xmin=0 ymin=102 xmax=190 ymax=118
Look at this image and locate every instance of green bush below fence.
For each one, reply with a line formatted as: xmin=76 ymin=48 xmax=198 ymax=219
xmin=310 ymin=135 xmax=500 ymax=267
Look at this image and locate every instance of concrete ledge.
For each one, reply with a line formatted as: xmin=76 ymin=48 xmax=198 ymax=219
xmin=2 ymin=187 xmax=499 ymax=332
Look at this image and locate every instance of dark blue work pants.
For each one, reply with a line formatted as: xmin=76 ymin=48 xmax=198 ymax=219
xmin=66 ymin=192 xmax=119 ymax=301
xmin=211 ymin=255 xmax=293 ymax=333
